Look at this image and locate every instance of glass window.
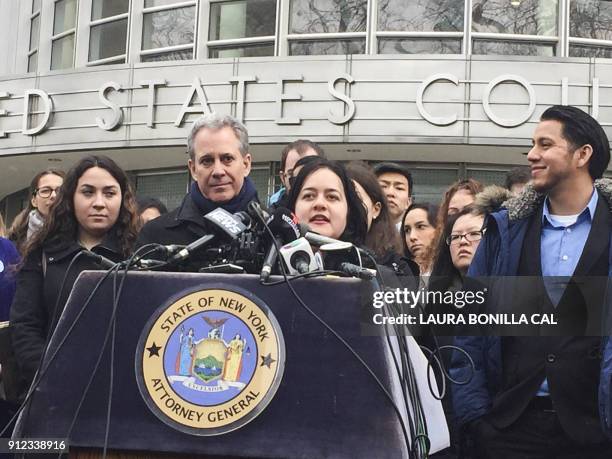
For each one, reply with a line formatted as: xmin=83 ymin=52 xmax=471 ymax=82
xmin=142 ymin=6 xmax=195 ymax=50
xmin=136 ymin=172 xmax=188 ymax=212
xmin=250 ymin=167 xmax=273 ymax=200
xmin=91 ymin=0 xmax=129 ymax=20
xmin=51 ymin=34 xmax=75 ymax=70
xmin=570 ymin=0 xmax=612 ymax=40
xmin=472 ymin=0 xmax=557 ymax=36
xmin=569 ymin=45 xmax=612 ymax=58
xmin=141 ymin=49 xmax=194 ymax=62
xmin=472 ymin=39 xmax=555 ymax=56
xmin=32 ymin=0 xmax=41 ymax=14
xmin=410 ymin=168 xmax=459 ymax=204
xmin=89 ymin=18 xmax=128 ymax=61
xmin=209 ymin=0 xmax=276 ymax=40
xmin=29 ymin=14 xmax=40 ymax=51
xmin=210 ymin=43 xmax=275 ymax=58
xmin=466 ymin=170 xmax=506 ymax=187
xmin=378 ymin=38 xmax=462 ymax=54
xmin=54 ymin=0 xmax=78 ymax=35
xmin=289 ymin=39 xmax=365 ymax=55
xmin=144 ymin=0 xmax=187 ymax=7
xmin=28 ymin=52 xmax=38 ymax=73
xmin=289 ymin=0 xmax=367 ymax=34
xmin=378 ymin=0 xmax=464 ymax=32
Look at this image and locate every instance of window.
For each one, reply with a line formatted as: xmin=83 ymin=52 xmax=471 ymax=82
xmin=471 ymin=0 xmax=558 ymax=56
xmin=51 ymin=0 xmax=78 ymax=70
xmin=208 ymin=0 xmax=277 ymax=58
xmin=569 ymin=0 xmax=612 ymax=58
xmin=377 ymin=0 xmax=464 ymax=55
xmin=89 ymin=0 xmax=130 ymax=65
xmin=288 ymin=0 xmax=367 ymax=55
xmin=141 ymin=0 xmax=196 ymax=62
xmin=28 ymin=0 xmax=41 ymax=72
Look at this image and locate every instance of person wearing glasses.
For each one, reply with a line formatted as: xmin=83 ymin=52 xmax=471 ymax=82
xmin=10 ymin=156 xmax=139 ymax=395
xmin=268 ymin=139 xmax=326 ymax=209
xmin=8 ymin=169 xmax=65 ymax=254
xmin=452 ymin=106 xmax=612 ymax=458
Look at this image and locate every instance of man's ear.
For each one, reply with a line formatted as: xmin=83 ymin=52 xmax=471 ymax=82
xmin=243 ymin=153 xmax=252 ymax=176
xmin=188 ymin=158 xmax=197 ymax=181
xmin=575 ymin=144 xmax=593 ymax=170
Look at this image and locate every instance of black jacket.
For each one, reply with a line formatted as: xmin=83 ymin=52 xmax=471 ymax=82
xmin=10 ymin=237 xmax=123 ymax=386
xmin=137 ymin=193 xmax=218 ymax=248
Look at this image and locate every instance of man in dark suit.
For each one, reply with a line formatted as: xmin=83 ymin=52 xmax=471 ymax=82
xmin=138 ymin=113 xmax=257 ymax=251
xmin=451 ymin=105 xmax=612 ymax=458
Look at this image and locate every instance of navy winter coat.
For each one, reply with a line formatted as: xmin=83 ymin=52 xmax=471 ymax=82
xmin=450 ymin=179 xmax=612 ymax=439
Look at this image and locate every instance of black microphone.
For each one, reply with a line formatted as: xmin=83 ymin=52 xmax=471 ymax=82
xmin=82 ymin=250 xmax=117 ymax=269
xmin=260 ymin=207 xmax=302 ymax=282
xmin=168 ymin=234 xmax=215 ymax=264
xmin=339 ymin=262 xmax=376 ymax=280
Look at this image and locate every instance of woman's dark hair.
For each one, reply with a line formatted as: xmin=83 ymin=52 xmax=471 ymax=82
xmin=400 ymin=202 xmax=439 ymax=258
xmin=24 ymin=156 xmax=139 ymax=258
xmin=429 ymin=205 xmax=484 ymax=292
xmin=8 ymin=169 xmax=65 ymax=253
xmin=346 ymin=161 xmax=401 ymax=258
xmin=137 ymin=197 xmax=168 ymax=215
xmin=286 ymin=159 xmax=368 ymax=247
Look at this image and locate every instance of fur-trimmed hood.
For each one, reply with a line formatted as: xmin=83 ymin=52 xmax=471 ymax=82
xmin=475 ymin=179 xmax=612 ymax=222
xmin=473 ymin=185 xmax=514 ymax=215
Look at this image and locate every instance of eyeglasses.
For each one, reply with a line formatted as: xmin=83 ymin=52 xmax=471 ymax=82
xmin=446 ymin=229 xmax=485 ymax=245
xmin=35 ymin=187 xmax=61 ymax=198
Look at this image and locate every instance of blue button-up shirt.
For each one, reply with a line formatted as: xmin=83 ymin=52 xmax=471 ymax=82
xmin=537 ymin=187 xmax=598 ymax=396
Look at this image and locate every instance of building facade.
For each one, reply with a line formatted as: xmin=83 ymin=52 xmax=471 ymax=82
xmin=0 ymin=0 xmax=611 ymax=219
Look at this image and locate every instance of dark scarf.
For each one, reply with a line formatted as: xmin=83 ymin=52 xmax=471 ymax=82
xmin=189 ymin=177 xmax=258 ymax=214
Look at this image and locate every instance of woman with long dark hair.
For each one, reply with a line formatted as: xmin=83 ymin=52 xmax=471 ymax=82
xmin=8 ymin=169 xmax=65 ymax=254
xmin=10 ymin=155 xmax=139 ymax=387
xmin=286 ymin=159 xmax=368 ymax=246
xmin=401 ymin=203 xmax=439 ymax=277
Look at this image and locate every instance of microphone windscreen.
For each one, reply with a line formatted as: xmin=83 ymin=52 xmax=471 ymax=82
xmin=266 ymin=207 xmax=302 ymax=243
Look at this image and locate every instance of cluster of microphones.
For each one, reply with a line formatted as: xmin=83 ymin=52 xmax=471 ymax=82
xmin=85 ymin=202 xmax=375 ymax=281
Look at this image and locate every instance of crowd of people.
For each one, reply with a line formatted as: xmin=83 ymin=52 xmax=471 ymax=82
xmin=0 ymin=105 xmax=610 ymax=458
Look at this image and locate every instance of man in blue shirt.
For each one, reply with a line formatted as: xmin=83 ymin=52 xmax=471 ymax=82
xmin=451 ymin=105 xmax=612 ymax=458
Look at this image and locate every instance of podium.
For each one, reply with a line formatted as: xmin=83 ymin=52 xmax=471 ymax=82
xmin=15 ymin=272 xmax=411 ymax=458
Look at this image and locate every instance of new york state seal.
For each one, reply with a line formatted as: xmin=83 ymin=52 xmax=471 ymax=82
xmin=136 ymin=286 xmax=285 ymax=435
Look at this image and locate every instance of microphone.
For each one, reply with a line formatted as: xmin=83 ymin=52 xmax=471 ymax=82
xmin=168 ymin=234 xmax=215 ymax=264
xmin=338 ymin=262 xmax=376 ymax=280
xmin=168 ymin=207 xmax=249 ymax=265
xmin=278 ymin=238 xmax=318 ymax=275
xmin=260 ymin=207 xmax=302 ymax=282
xmin=82 ymin=250 xmax=117 ymax=269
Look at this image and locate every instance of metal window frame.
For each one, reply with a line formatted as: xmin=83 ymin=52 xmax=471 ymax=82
xmin=85 ymin=4 xmax=131 ymax=65
xmin=204 ymin=0 xmax=280 ymax=59
xmin=140 ymin=1 xmax=197 ymax=59
xmin=50 ymin=0 xmax=79 ymax=70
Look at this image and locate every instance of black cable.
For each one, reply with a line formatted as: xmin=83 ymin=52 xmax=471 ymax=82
xmin=1 ymin=266 xmax=117 ymax=438
xmin=253 ymin=212 xmax=412 ymax=456
xmin=61 ymin=246 xmax=151 ymax=456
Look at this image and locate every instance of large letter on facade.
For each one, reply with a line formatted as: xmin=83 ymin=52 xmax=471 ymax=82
xmin=0 ymin=92 xmax=9 ymax=138
xmin=140 ymin=79 xmax=167 ymax=127
xmin=229 ymin=75 xmax=257 ymax=122
xmin=22 ymin=89 xmax=52 ymax=136
xmin=276 ymin=76 xmax=302 ymax=125
xmin=328 ymin=73 xmax=355 ymax=125
xmin=96 ymin=82 xmax=124 ymax=131
xmin=482 ymin=75 xmax=535 ymax=127
xmin=175 ymin=77 xmax=213 ymax=127
xmin=416 ymin=74 xmax=459 ymax=126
